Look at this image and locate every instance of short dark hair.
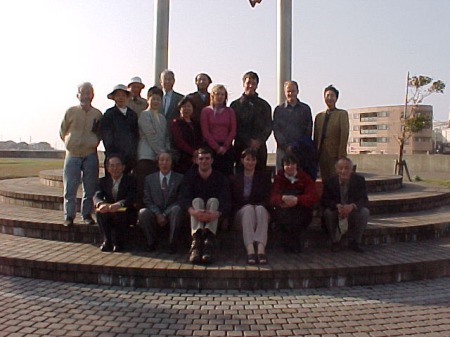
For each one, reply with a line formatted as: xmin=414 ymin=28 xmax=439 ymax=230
xmin=335 ymin=156 xmax=353 ymax=168
xmin=240 ymin=148 xmax=258 ymax=160
xmin=147 ymin=86 xmax=163 ymax=99
xmin=195 ymin=73 xmax=212 ymax=84
xmin=242 ymin=71 xmax=259 ymax=84
xmin=106 ymin=153 xmax=124 ymax=165
xmin=197 ymin=147 xmax=213 ymax=157
xmin=281 ymin=154 xmax=299 ymax=166
xmin=324 ymin=85 xmax=339 ymax=99
xmin=178 ymin=95 xmax=197 ymax=111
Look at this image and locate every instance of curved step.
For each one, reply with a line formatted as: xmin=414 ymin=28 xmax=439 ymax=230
xmin=0 ymin=202 xmax=449 ymax=246
xmin=1 ymin=177 xmax=449 ymax=214
xmin=0 ymin=233 xmax=448 ymax=289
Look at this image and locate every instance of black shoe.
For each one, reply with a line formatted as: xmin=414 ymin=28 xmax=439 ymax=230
xmin=82 ymin=215 xmax=95 ymax=225
xmin=63 ymin=218 xmax=74 ymax=227
xmin=189 ymin=230 xmax=203 ymax=264
xmin=202 ymin=230 xmax=215 ymax=264
xmin=100 ymin=241 xmax=113 ymax=252
xmin=349 ymin=241 xmax=365 ymax=253
xmin=113 ymin=245 xmax=124 ymax=253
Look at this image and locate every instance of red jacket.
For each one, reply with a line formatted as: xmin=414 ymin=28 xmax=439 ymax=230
xmin=270 ymin=169 xmax=319 ymax=208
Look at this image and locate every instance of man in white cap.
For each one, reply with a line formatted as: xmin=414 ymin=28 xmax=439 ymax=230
xmin=60 ymin=82 xmax=102 ymax=227
xmin=127 ymin=76 xmax=148 ymax=116
xmin=100 ymin=84 xmax=139 ymax=175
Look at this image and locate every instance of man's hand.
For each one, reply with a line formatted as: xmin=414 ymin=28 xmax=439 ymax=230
xmin=97 ymin=203 xmax=110 ymax=213
xmin=337 ymin=203 xmax=354 ymax=219
xmin=281 ymin=195 xmax=298 ymax=208
xmin=156 ymin=213 xmax=167 ymax=227
xmin=108 ymin=202 xmax=122 ymax=213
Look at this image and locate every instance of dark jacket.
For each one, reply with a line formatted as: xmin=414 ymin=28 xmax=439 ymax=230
xmin=100 ymin=106 xmax=139 ymax=170
xmin=321 ymin=173 xmax=369 ymax=211
xmin=230 ymin=170 xmax=271 ymax=213
xmin=93 ymin=174 xmax=136 ymax=208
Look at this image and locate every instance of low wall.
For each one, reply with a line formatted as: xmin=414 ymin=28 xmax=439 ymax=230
xmin=0 ymin=150 xmax=65 ymax=159
xmin=349 ymin=154 xmax=450 ymax=175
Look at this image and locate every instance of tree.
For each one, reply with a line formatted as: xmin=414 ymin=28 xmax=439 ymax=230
xmin=395 ymin=74 xmax=445 ymax=178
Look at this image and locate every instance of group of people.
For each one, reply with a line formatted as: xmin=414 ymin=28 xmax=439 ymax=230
xmin=59 ymin=70 xmax=370 ymax=264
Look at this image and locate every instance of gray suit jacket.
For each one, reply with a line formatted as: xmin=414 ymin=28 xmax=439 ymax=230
xmin=159 ymin=91 xmax=184 ymax=122
xmin=143 ymin=171 xmax=183 ymax=215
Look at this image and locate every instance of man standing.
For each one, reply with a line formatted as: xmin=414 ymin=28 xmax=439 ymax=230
xmin=273 ymin=80 xmax=313 ymax=171
xmin=313 ymin=85 xmax=349 ymax=181
xmin=60 ymin=82 xmax=102 ymax=227
xmin=230 ymin=71 xmax=272 ymax=171
xmin=138 ymin=152 xmax=183 ymax=253
xmin=180 ymin=148 xmax=231 ymax=264
xmin=159 ymin=69 xmax=184 ymax=122
xmin=188 ymin=73 xmax=212 ymax=125
xmin=94 ymin=155 xmax=136 ymax=252
xmin=321 ymin=157 xmax=369 ymax=253
xmin=127 ymin=76 xmax=148 ymax=116
xmin=101 ymin=84 xmax=139 ymax=175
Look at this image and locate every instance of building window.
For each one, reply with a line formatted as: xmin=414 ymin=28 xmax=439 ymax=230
xmin=353 ymin=125 xmax=360 ymax=131
xmin=353 ymin=113 xmax=359 ymax=119
xmin=378 ymin=111 xmax=389 ymax=117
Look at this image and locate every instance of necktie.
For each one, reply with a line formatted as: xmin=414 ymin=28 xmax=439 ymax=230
xmin=162 ymin=176 xmax=168 ymax=199
xmin=164 ymin=94 xmax=169 ymax=115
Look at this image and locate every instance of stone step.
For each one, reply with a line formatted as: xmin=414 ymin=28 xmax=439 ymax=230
xmin=1 ymin=176 xmax=449 ymax=214
xmin=0 ymin=201 xmax=449 ymax=246
xmin=40 ymin=169 xmax=403 ymax=193
xmin=0 ymin=233 xmax=448 ymax=290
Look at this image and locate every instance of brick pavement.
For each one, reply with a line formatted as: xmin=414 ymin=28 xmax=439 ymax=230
xmin=0 ymin=275 xmax=448 ymax=337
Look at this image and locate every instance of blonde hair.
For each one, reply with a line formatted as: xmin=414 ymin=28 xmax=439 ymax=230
xmin=210 ymin=84 xmax=228 ymax=106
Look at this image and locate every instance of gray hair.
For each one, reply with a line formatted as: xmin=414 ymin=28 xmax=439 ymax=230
xmin=160 ymin=69 xmax=175 ymax=80
xmin=77 ymin=82 xmax=94 ymax=94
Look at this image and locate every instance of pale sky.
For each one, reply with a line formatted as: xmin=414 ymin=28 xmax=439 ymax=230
xmin=1 ymin=0 xmax=449 ymax=151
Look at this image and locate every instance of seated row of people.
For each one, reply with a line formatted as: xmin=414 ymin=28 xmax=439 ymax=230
xmin=93 ymin=147 xmax=370 ymax=264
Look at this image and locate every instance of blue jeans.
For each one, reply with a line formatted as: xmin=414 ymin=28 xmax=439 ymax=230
xmin=63 ymin=152 xmax=99 ymax=220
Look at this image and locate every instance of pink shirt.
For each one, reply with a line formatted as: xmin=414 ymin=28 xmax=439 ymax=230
xmin=200 ymin=106 xmax=237 ymax=151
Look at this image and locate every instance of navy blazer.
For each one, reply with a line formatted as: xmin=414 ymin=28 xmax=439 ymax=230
xmin=230 ymin=170 xmax=272 ymax=213
xmin=93 ymin=174 xmax=136 ymax=208
xmin=143 ymin=171 xmax=183 ymax=215
xmin=321 ymin=173 xmax=369 ymax=211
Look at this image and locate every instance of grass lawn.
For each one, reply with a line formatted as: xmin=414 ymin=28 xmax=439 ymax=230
xmin=421 ymin=179 xmax=450 ymax=188
xmin=0 ymin=158 xmax=63 ymax=179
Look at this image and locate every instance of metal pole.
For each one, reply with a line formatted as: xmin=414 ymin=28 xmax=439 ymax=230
xmin=277 ymin=0 xmax=292 ymax=104
xmin=153 ymin=0 xmax=170 ymax=86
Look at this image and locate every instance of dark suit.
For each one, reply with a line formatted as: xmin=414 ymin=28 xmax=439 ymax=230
xmin=159 ymin=90 xmax=184 ymax=122
xmin=138 ymin=171 xmax=184 ymax=249
xmin=94 ymin=174 xmax=136 ymax=247
xmin=231 ymin=171 xmax=271 ymax=213
xmin=321 ymin=173 xmax=369 ymax=244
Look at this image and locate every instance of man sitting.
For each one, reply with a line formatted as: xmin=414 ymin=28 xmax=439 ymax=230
xmin=321 ymin=157 xmax=370 ymax=253
xmin=94 ymin=155 xmax=136 ymax=252
xmin=138 ymin=152 xmax=183 ymax=253
xmin=180 ymin=147 xmax=231 ymax=264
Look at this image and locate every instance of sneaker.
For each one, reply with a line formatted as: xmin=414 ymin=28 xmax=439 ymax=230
xmin=82 ymin=215 xmax=95 ymax=225
xmin=63 ymin=218 xmax=74 ymax=227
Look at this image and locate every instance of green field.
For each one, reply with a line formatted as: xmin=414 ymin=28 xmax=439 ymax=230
xmin=0 ymin=158 xmax=63 ymax=179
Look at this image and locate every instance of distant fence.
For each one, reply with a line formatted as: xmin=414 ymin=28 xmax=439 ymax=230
xmin=0 ymin=150 xmax=65 ymax=159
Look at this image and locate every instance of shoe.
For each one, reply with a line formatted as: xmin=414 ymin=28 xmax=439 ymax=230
xmin=189 ymin=230 xmax=203 ymax=264
xmin=63 ymin=218 xmax=74 ymax=227
xmin=331 ymin=242 xmax=341 ymax=252
xmin=247 ymin=254 xmax=257 ymax=265
xmin=100 ymin=241 xmax=113 ymax=252
xmin=349 ymin=241 xmax=365 ymax=253
xmin=202 ymin=230 xmax=215 ymax=264
xmin=82 ymin=215 xmax=95 ymax=225
xmin=113 ymin=245 xmax=124 ymax=253
xmin=257 ymin=254 xmax=268 ymax=265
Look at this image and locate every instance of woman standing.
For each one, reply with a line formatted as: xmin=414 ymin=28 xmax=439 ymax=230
xmin=200 ymin=84 xmax=236 ymax=176
xmin=231 ymin=148 xmax=271 ymax=265
xmin=170 ymin=96 xmax=203 ymax=173
xmin=136 ymin=86 xmax=170 ymax=205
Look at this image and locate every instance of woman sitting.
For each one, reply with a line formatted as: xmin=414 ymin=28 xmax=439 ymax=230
xmin=231 ymin=148 xmax=272 ymax=265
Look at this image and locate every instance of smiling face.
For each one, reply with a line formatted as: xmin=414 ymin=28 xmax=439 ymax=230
xmin=106 ymin=156 xmax=125 ymax=180
xmin=148 ymin=94 xmax=162 ymax=110
xmin=113 ymin=90 xmax=129 ymax=109
xmin=284 ymin=82 xmax=298 ymax=105
xmin=211 ymin=86 xmax=227 ymax=106
xmin=129 ymin=83 xmax=143 ymax=97
xmin=335 ymin=158 xmax=353 ymax=183
xmin=196 ymin=152 xmax=213 ymax=172
xmin=77 ymin=85 xmax=94 ymax=107
xmin=243 ymin=77 xmax=258 ymax=96
xmin=160 ymin=72 xmax=175 ymax=92
xmin=241 ymin=154 xmax=257 ymax=172
xmin=180 ymin=101 xmax=194 ymax=120
xmin=283 ymin=160 xmax=298 ymax=177
xmin=196 ymin=74 xmax=211 ymax=92
xmin=324 ymin=89 xmax=337 ymax=110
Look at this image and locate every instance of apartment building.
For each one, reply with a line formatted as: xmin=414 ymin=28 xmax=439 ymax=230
xmin=347 ymin=105 xmax=433 ymax=154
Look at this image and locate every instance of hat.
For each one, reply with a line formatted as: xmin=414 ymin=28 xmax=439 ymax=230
xmin=107 ymin=84 xmax=130 ymax=99
xmin=128 ymin=76 xmax=145 ymax=89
